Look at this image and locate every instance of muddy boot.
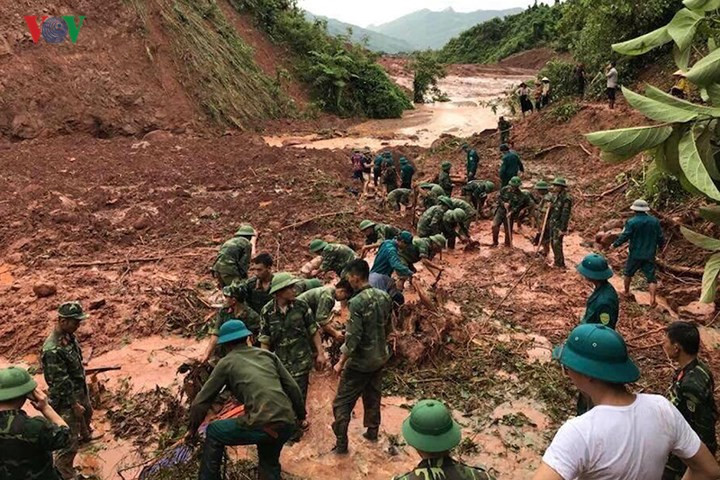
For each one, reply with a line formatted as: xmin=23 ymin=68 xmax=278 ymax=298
xmin=362 ymin=428 xmax=379 ymax=442
xmin=332 ymin=441 xmax=349 ymax=455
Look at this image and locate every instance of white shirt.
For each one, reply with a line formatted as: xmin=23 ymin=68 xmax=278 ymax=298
xmin=606 ymin=68 xmax=618 ymax=88
xmin=542 ymin=394 xmax=701 ymax=480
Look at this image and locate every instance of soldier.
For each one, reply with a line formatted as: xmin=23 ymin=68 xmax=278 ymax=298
xmin=462 ymin=144 xmax=480 ymax=182
xmin=499 ymin=144 xmax=524 ymax=187
xmin=259 ymin=272 xmax=329 ymax=403
xmin=297 ymin=280 xmax=353 ymax=342
xmin=663 ymin=321 xmax=718 ymax=480
xmin=0 ymin=366 xmax=70 ymax=480
xmin=438 ymin=162 xmax=453 ymax=196
xmin=369 ymin=237 xmax=415 ymax=307
xmin=295 ymin=278 xmax=323 ymax=294
xmin=240 ymin=253 xmax=274 ymax=315
xmin=373 ymin=152 xmax=385 ymax=187
xmin=211 ymin=224 xmax=256 ymax=287
xmin=611 ymin=199 xmax=665 ymax=307
xmin=492 ymin=177 xmax=530 ymax=248
xmin=417 ymin=204 xmax=450 ymax=238
xmin=201 ymin=284 xmax=262 ymax=363
xmin=535 ymin=324 xmax=720 ymax=480
xmin=386 ymin=188 xmax=413 ymax=211
xmin=576 ymin=254 xmax=619 ymax=329
xmin=399 ymin=232 xmax=446 ymax=276
xmin=400 ymin=157 xmax=415 ymax=189
xmin=532 ymin=181 xmax=553 ymax=251
xmin=187 ymin=320 xmax=305 ymax=480
xmin=382 ymin=156 xmax=398 ymax=194
xmin=332 ymin=260 xmax=392 ymax=454
xmin=548 ymin=178 xmax=572 ymax=268
xmin=308 ymin=239 xmax=357 ymax=278
xmin=462 ymin=180 xmax=495 ymax=215
xmin=359 ymin=220 xmax=400 ymax=247
xmin=448 ymin=197 xmax=477 ymax=231
xmin=498 ymin=116 xmax=512 ymax=145
xmin=443 ymin=208 xmax=470 ymax=250
xmin=392 ymin=399 xmax=494 ymax=480
xmin=42 ymin=302 xmax=94 ymax=480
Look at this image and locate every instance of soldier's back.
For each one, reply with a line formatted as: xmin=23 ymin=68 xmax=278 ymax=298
xmin=392 ymin=457 xmax=493 ymax=480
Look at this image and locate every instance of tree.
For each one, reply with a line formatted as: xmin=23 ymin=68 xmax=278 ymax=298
xmin=411 ymin=51 xmax=447 ymax=104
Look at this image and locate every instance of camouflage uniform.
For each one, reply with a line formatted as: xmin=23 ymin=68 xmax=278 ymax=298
xmin=462 ymin=180 xmax=490 ymax=212
xmin=240 ymin=276 xmax=273 ymax=315
xmin=417 ymin=205 xmax=448 ymax=238
xmin=449 ymin=198 xmax=477 ymax=231
xmin=0 ymin=410 xmax=70 ymax=480
xmin=297 ymin=286 xmax=337 ymax=328
xmin=332 ymin=285 xmax=392 ymax=450
xmin=320 ymin=243 xmax=357 ymax=277
xmin=213 ymin=305 xmax=262 ymax=338
xmin=42 ymin=330 xmax=91 ymax=480
xmin=212 ymin=236 xmax=252 ymax=286
xmin=492 ymin=186 xmax=530 ymax=246
xmin=386 ymin=188 xmax=413 ymax=210
xmin=295 ymin=278 xmax=323 ymax=294
xmin=365 ymin=224 xmax=400 ymax=246
xmin=498 ymin=118 xmax=512 ymax=145
xmin=533 ymin=192 xmax=554 ymax=248
xmin=438 ymin=170 xmax=453 ymax=196
xmin=663 ymin=359 xmax=718 ymax=480
xmin=392 ymin=457 xmax=494 ymax=480
xmin=422 ymin=184 xmax=444 ymax=209
xmin=549 ymin=190 xmax=572 ymax=267
xmin=259 ymin=298 xmax=318 ymax=402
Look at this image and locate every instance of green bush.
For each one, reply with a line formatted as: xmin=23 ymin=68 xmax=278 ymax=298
xmin=411 ymin=51 xmax=447 ymax=103
xmin=539 ymin=60 xmax=579 ymax=99
xmin=548 ymin=101 xmax=581 ymax=123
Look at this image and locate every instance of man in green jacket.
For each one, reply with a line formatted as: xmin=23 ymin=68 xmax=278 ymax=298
xmin=332 ymin=260 xmax=393 ymax=454
xmin=611 ymin=199 xmax=665 ymax=307
xmin=0 ymin=366 xmax=70 ymax=480
xmin=386 ymin=188 xmax=413 ymax=212
xmin=532 ymin=180 xmax=554 ymax=251
xmin=392 ymin=399 xmax=494 ymax=480
xmin=41 ymin=302 xmax=94 ymax=480
xmin=359 ymin=220 xmax=400 ymax=247
xmin=202 ymin=284 xmax=262 ymax=363
xmin=442 ymin=208 xmax=471 ymax=250
xmin=399 ymin=232 xmax=446 ymax=276
xmin=297 ymin=281 xmax=353 ymax=341
xmin=462 ymin=180 xmax=495 ymax=215
xmin=419 ymin=183 xmax=445 ymax=209
xmin=492 ymin=177 xmax=530 ymax=248
xmin=576 ymin=254 xmax=619 ymax=329
xmin=438 ymin=162 xmax=454 ymax=196
xmin=400 ymin=157 xmax=415 ymax=189
xmin=211 ymin=225 xmax=256 ymax=287
xmin=462 ymin=144 xmax=480 ymax=182
xmin=308 ymin=240 xmax=357 ymax=278
xmin=549 ymin=178 xmax=572 ymax=268
xmin=187 ymin=320 xmax=306 ymax=480
xmin=499 ymin=144 xmax=524 ymax=187
xmin=498 ymin=116 xmax=512 ymax=145
xmin=238 ymin=253 xmax=275 ymax=315
xmin=663 ymin=321 xmax=718 ymax=480
xmin=259 ymin=273 xmax=328 ymax=404
xmin=417 ymin=204 xmax=450 ymax=238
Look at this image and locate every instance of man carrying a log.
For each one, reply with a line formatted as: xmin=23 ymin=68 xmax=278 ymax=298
xmin=211 ymin=225 xmax=256 ymax=287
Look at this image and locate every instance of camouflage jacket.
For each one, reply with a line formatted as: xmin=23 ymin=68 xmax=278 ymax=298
xmin=418 ymin=205 xmax=448 ymax=238
xmin=212 ymin=304 xmax=262 ymax=337
xmin=259 ymin=298 xmax=318 ymax=377
xmin=320 ymin=243 xmax=357 ymax=276
xmin=342 ymin=285 xmax=392 ymax=373
xmin=462 ymin=180 xmax=490 ymax=202
xmin=366 ymin=224 xmax=401 ymax=245
xmin=0 ymin=410 xmax=70 ymax=480
xmin=392 ymin=456 xmax=494 ymax=480
xmin=669 ymin=359 xmax=717 ymax=451
xmin=496 ymin=186 xmax=530 ymax=215
xmin=400 ymin=237 xmax=435 ymax=266
xmin=41 ymin=330 xmax=87 ymax=410
xmin=549 ymin=190 xmax=572 ymax=231
xmin=438 ymin=171 xmax=453 ymax=194
xmin=241 ymin=275 xmax=273 ymax=314
xmin=297 ymin=286 xmax=336 ymax=326
xmin=212 ymin=236 xmax=252 ymax=278
xmin=533 ymin=192 xmax=554 ymax=227
xmin=449 ymin=198 xmax=477 ymax=219
xmin=387 ymin=188 xmax=412 ymax=206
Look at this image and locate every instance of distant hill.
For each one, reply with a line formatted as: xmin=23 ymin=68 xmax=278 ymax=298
xmin=367 ymin=7 xmax=523 ymax=50
xmin=304 ymin=12 xmax=414 ymax=54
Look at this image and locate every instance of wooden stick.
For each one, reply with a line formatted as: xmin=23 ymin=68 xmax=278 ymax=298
xmin=279 ymin=211 xmax=354 ymax=231
xmin=534 ymin=144 xmax=568 ymax=158
xmin=64 ymin=252 xmax=207 ymax=268
xmin=625 ymin=326 xmax=666 ymax=343
xmin=535 ymin=205 xmax=552 ymax=255
xmin=486 ymin=262 xmax=537 ymax=322
xmin=578 ymin=143 xmax=594 ymax=157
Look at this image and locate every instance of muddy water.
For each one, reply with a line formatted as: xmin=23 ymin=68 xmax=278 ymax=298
xmin=264 ymin=70 xmax=531 ymax=150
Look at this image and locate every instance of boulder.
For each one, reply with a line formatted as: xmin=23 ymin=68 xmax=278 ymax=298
xmin=33 ymin=283 xmax=57 ymax=298
xmin=679 ymin=301 xmax=715 ymax=321
xmin=11 ymin=114 xmax=43 ymax=140
xmin=199 ymin=207 xmax=217 ymax=219
xmin=89 ymin=298 xmax=106 ymax=310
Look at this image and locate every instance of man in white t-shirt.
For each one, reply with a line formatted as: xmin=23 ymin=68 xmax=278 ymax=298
xmin=533 ymin=324 xmax=720 ymax=480
xmin=606 ymin=62 xmax=619 ymax=110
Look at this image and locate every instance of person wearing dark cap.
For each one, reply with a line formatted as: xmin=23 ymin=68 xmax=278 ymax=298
xmin=576 ymin=253 xmax=619 ymax=330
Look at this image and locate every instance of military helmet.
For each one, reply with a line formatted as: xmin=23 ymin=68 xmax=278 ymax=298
xmin=553 ymin=324 xmax=640 ymax=383
xmin=58 ymin=301 xmax=88 ymax=320
xmin=430 ymin=185 xmax=445 ymax=197
xmin=461 ymin=143 xmax=469 ymax=150
xmin=269 ymin=272 xmax=301 ymax=295
xmin=534 ymin=180 xmax=550 ymax=191
xmin=398 ymin=231 xmax=413 ymax=244
xmin=297 ymin=278 xmax=323 ymax=292
xmin=419 ymin=183 xmax=434 ymax=190
xmin=509 ymin=176 xmax=522 ymax=187
xmin=631 ymin=199 xmax=650 ymax=212
xmin=442 ymin=210 xmax=456 ymax=224
xmin=402 ymin=399 xmax=462 ymax=452
xmin=441 ymin=162 xmax=452 ymax=171
xmin=452 ymin=208 xmax=467 ymax=222
xmin=576 ymin=253 xmax=613 ymax=281
xmin=383 ymin=151 xmax=392 ymax=158
xmin=235 ymin=224 xmax=257 ymax=237
xmin=429 ymin=234 xmax=447 ymax=247
xmin=0 ymin=366 xmax=37 ymax=401
xmin=309 ymin=239 xmax=328 ymax=253
xmin=217 ymin=320 xmax=253 ymax=345
xmin=385 ymin=158 xmax=395 ymax=166
xmin=552 ymin=177 xmax=568 ymax=187
xmin=359 ymin=220 xmax=376 ymax=231
xmin=400 ymin=157 xmax=409 ymax=165
xmin=437 ymin=196 xmax=453 ymax=208
xmin=485 ymin=181 xmax=496 ymax=192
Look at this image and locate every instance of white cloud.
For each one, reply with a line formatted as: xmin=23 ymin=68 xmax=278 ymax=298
xmin=298 ymin=0 xmax=535 ymax=27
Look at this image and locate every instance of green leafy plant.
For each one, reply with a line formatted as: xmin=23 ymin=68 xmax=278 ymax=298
xmin=549 ymin=101 xmax=582 ymax=123
xmin=587 ymin=0 xmax=720 ymax=303
xmin=410 ymin=51 xmax=448 ymax=103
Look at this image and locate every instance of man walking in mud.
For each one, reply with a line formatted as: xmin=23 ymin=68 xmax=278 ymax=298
xmin=462 ymin=144 xmax=479 ymax=182
xmin=211 ymin=224 xmax=256 ymax=287
xmin=548 ymin=178 xmax=572 ymax=268
xmin=499 ymin=144 xmax=524 ymax=187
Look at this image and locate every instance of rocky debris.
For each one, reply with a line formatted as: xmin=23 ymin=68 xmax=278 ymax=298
xmin=199 ymin=207 xmax=217 ymax=219
xmin=133 ymin=215 xmax=152 ymax=230
xmin=142 ymin=130 xmax=173 ymax=143
xmin=679 ymin=301 xmax=716 ymax=321
xmin=595 ymin=229 xmax=621 ymax=248
xmin=0 ymin=34 xmax=12 ymax=57
xmin=89 ymin=298 xmax=107 ymax=310
xmin=600 ymin=219 xmax=625 ymax=231
xmin=11 ymin=114 xmax=43 ymax=139
xmin=33 ymin=283 xmax=57 ymax=298
xmin=664 ymin=285 xmax=702 ymax=312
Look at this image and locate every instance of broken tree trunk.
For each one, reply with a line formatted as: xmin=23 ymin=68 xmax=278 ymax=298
xmin=657 ymin=259 xmax=704 ymax=277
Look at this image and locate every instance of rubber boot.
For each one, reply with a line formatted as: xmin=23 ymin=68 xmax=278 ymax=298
xmin=363 ymin=428 xmax=379 ymax=442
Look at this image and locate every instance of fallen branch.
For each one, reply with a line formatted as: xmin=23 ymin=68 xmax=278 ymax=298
xmin=625 ymin=326 xmax=666 ymax=344
xmin=279 ymin=210 xmax=354 ymax=231
xmin=534 ymin=144 xmax=568 ymax=158
xmin=64 ymin=252 xmax=206 ymax=268
xmin=657 ymin=259 xmax=704 ymax=277
xmin=582 ymin=181 xmax=628 ymax=199
xmin=578 ymin=143 xmax=594 ymax=157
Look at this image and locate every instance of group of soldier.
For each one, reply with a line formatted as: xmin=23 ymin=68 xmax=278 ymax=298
xmin=1 ymin=123 xmax=719 ymax=480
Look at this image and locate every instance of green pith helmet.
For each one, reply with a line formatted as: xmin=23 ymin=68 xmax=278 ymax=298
xmin=400 ymin=157 xmax=409 ymax=165
xmin=437 ymin=196 xmax=453 ymax=208
xmin=235 ymin=224 xmax=257 ymax=237
xmin=0 ymin=366 xmax=37 ymax=401
xmin=217 ymin=320 xmax=253 ymax=345
xmin=383 ymin=151 xmax=392 ymax=158
xmin=269 ymin=272 xmax=301 ymax=295
xmin=461 ymin=143 xmax=469 ymax=151
xmin=402 ymin=399 xmax=462 ymax=453
xmin=298 ymin=278 xmax=323 ymax=292
xmin=441 ymin=162 xmax=452 ymax=171
xmin=534 ymin=180 xmax=550 ymax=191
xmin=485 ymin=181 xmax=496 ymax=192
xmin=222 ymin=285 xmax=235 ymax=297
xmin=552 ymin=177 xmax=568 ymax=187
xmin=58 ymin=302 xmax=88 ymax=321
xmin=500 ymin=144 xmax=509 ymax=152
xmin=443 ymin=210 xmax=456 ymax=224
xmin=553 ymin=324 xmax=640 ymax=383
xmin=309 ymin=239 xmax=328 ymax=253
xmin=509 ymin=176 xmax=522 ymax=187
xmin=576 ymin=253 xmax=613 ymax=281
xmin=452 ymin=208 xmax=467 ymax=222
xmin=399 ymin=231 xmax=413 ymax=244
xmin=359 ymin=220 xmax=376 ymax=231
xmin=385 ymin=158 xmax=395 ymax=166
xmin=430 ymin=185 xmax=445 ymax=197
xmin=419 ymin=183 xmax=434 ymax=190
xmin=430 ymin=234 xmax=447 ymax=247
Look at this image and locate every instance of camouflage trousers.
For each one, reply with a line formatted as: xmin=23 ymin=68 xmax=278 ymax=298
xmin=551 ymin=227 xmax=565 ymax=267
xmin=55 ymin=402 xmax=91 ymax=480
xmin=332 ymin=367 xmax=383 ymax=448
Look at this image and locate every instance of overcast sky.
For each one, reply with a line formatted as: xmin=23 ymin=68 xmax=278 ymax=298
xmin=298 ymin=0 xmax=535 ymax=28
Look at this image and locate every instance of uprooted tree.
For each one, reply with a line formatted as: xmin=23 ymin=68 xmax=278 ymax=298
xmin=586 ymin=0 xmax=720 ymax=304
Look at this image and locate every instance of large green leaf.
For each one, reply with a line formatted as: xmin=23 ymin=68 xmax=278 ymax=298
xmin=700 ymin=205 xmax=720 ymax=225
xmin=585 ymin=125 xmax=673 ymax=162
xmin=684 ymin=0 xmax=720 ymax=11
xmin=668 ymin=9 xmax=704 ymax=51
xmin=679 ymin=128 xmax=720 ymax=200
xmin=701 ymin=252 xmax=720 ymax=302
xmin=674 ymin=44 xmax=691 ymax=70
xmin=644 ymin=85 xmax=720 ymax=117
xmin=705 ymin=84 xmax=720 ymax=106
xmin=696 ymin=125 xmax=720 ymax=180
xmin=686 ymin=47 xmax=720 ymax=86
xmin=622 ymin=86 xmax=701 ymax=122
xmin=612 ymin=26 xmax=672 ymax=56
xmin=681 ymin=226 xmax=720 ymax=250
xmin=654 ymin=128 xmax=683 ymax=175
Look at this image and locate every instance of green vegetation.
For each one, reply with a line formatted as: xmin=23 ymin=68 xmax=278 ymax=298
xmin=548 ymin=101 xmax=582 ymax=123
xmin=587 ymin=1 xmax=720 ymax=303
xmin=229 ymin=0 xmax=411 ymax=118
xmin=411 ymin=51 xmax=448 ymax=103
